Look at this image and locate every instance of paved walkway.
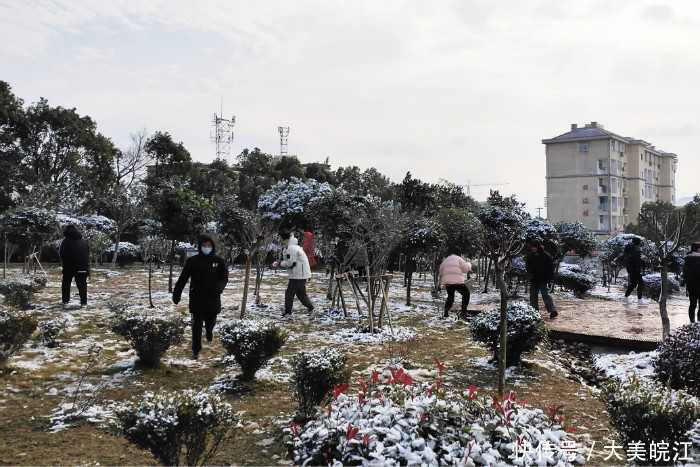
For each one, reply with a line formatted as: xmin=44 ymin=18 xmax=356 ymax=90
xmin=539 ymin=296 xmax=693 ymax=349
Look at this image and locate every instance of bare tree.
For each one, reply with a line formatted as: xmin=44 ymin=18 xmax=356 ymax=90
xmin=637 ymin=201 xmax=698 ymax=340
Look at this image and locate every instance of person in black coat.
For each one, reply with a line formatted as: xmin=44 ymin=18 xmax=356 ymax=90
xmin=59 ymin=225 xmax=90 ymax=306
xmin=525 ymin=239 xmax=557 ymax=318
xmin=173 ymin=233 xmax=228 ymax=359
xmin=682 ymin=242 xmax=700 ymax=322
xmin=622 ymin=237 xmax=647 ymax=306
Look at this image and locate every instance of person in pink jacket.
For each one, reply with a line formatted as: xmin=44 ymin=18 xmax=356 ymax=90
xmin=439 ymin=246 xmax=472 ymax=318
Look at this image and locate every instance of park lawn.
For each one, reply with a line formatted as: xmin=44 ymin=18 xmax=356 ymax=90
xmin=0 ymin=265 xmax=624 ymax=466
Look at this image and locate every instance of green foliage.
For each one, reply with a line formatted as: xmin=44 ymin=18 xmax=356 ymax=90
xmin=144 ymin=131 xmax=193 ymax=188
xmin=219 ymin=319 xmax=288 ymax=381
xmin=0 ymin=207 xmax=60 ymax=252
xmin=0 ymin=307 xmax=37 ymax=366
xmin=236 ymin=148 xmax=278 ymax=210
xmin=435 ymin=208 xmax=483 ymax=258
xmin=38 ymin=318 xmax=67 ymax=348
xmin=599 ymin=375 xmax=699 ymax=464
xmin=153 ymin=187 xmax=213 ymax=242
xmin=555 ymin=221 xmax=597 ymax=259
xmin=0 ymin=274 xmax=47 ymax=308
xmin=653 ymin=322 xmax=700 ymax=396
xmin=397 ymin=172 xmax=436 ymax=214
xmin=399 ymin=218 xmax=446 ymax=256
xmin=555 ymin=268 xmax=596 ymax=298
xmin=109 ymin=302 xmax=185 ymax=366
xmin=291 ymin=348 xmax=349 ymax=421
xmin=469 ymin=301 xmax=548 ymax=366
xmin=117 ymin=388 xmax=239 ymax=466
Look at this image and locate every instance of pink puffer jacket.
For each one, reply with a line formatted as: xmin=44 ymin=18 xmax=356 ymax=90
xmin=439 ymin=255 xmax=471 ymax=285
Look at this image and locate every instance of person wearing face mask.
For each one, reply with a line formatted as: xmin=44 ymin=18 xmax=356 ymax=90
xmin=272 ymin=229 xmax=315 ymax=319
xmin=173 ymin=233 xmax=229 ymax=359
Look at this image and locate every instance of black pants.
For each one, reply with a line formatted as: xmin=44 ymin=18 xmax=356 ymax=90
xmin=62 ymin=270 xmax=88 ymax=305
xmin=285 ymin=279 xmax=313 ymax=314
xmin=191 ymin=312 xmax=217 ymax=354
xmin=689 ymin=287 xmax=699 ymax=322
xmin=625 ymin=271 xmax=644 ymax=299
xmin=445 ymin=284 xmax=470 ymax=312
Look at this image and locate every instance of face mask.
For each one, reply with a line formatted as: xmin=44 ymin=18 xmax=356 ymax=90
xmin=201 ymin=247 xmax=213 ymax=255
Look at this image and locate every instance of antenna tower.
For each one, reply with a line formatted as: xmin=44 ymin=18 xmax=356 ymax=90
xmin=210 ymin=98 xmax=235 ymax=164
xmin=278 ymin=126 xmax=290 ymax=155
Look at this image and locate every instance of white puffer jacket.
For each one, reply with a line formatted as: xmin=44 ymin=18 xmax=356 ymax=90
xmin=280 ymin=237 xmax=312 ymax=280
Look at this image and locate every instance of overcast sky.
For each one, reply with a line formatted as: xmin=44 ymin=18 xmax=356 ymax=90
xmin=1 ymin=0 xmax=698 ymax=216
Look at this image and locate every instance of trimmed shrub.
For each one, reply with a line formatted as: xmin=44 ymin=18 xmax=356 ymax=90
xmin=599 ymin=375 xmax=699 ymax=465
xmin=0 ymin=308 xmax=37 ymax=366
xmin=109 ymin=302 xmax=185 ymax=366
xmin=117 ymin=388 xmax=239 ymax=466
xmin=219 ymin=319 xmax=288 ymax=381
xmin=38 ymin=318 xmax=67 ymax=348
xmin=469 ymin=301 xmax=548 ymax=366
xmin=287 ymin=364 xmax=583 ymax=466
xmin=653 ymin=322 xmax=700 ymax=396
xmin=555 ymin=268 xmax=596 ymax=298
xmin=639 ymin=273 xmax=680 ymax=301
xmin=106 ymin=242 xmax=142 ymax=266
xmin=291 ymin=348 xmax=349 ymax=421
xmin=0 ymin=275 xmax=48 ymax=309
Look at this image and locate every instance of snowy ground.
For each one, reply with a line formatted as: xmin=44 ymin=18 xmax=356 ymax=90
xmin=0 ymin=264 xmax=698 ymax=465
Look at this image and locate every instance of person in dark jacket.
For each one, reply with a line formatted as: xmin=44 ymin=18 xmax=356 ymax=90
xmin=622 ymin=237 xmax=648 ymax=306
xmin=525 ymin=239 xmax=557 ymax=318
xmin=683 ymin=242 xmax=700 ymax=322
xmin=172 ymin=234 xmax=228 ymax=359
xmin=59 ymin=225 xmax=90 ymax=306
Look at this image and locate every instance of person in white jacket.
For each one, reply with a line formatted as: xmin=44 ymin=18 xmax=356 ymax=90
xmin=439 ymin=246 xmax=472 ymax=319
xmin=273 ymin=229 xmax=315 ymax=318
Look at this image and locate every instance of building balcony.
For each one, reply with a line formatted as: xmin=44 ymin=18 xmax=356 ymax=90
xmin=598 ymin=204 xmax=609 ymax=212
xmin=597 ymin=186 xmax=608 ymax=194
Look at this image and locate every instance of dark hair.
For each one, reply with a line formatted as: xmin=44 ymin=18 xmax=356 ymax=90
xmin=530 ymin=239 xmax=542 ymax=248
xmin=691 ymin=242 xmax=700 ymax=252
xmin=632 ymin=237 xmax=641 ymax=246
xmin=279 ymin=229 xmax=292 ymax=240
xmin=447 ymin=246 xmax=461 ymax=256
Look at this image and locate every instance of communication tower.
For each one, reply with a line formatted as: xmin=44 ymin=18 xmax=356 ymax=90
xmin=278 ymin=126 xmax=290 ymax=155
xmin=210 ymin=99 xmax=235 ymax=163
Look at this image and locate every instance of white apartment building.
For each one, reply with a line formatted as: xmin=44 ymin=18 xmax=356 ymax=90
xmin=542 ymin=122 xmax=677 ymax=238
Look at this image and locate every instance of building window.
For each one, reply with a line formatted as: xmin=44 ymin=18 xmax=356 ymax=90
xmin=579 ymin=142 xmax=589 ymax=152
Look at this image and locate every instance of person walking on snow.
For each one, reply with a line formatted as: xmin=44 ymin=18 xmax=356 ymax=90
xmin=59 ymin=224 xmax=90 ymax=307
xmin=273 ymin=229 xmax=315 ymax=319
xmin=172 ymin=233 xmax=228 ymax=360
xmin=301 ymin=231 xmax=317 ymax=266
xmin=622 ymin=237 xmax=648 ymax=306
xmin=439 ymin=246 xmax=472 ymax=319
xmin=526 ymin=239 xmax=558 ymax=318
xmin=682 ymin=242 xmax=700 ymax=322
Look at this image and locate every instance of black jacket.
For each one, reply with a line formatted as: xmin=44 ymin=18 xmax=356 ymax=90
xmin=172 ymin=234 xmax=228 ymax=314
xmin=683 ymin=252 xmax=700 ymax=291
xmin=526 ymin=247 xmax=555 ymax=284
xmin=624 ymin=243 xmax=645 ymax=274
xmin=59 ymin=227 xmax=90 ymax=274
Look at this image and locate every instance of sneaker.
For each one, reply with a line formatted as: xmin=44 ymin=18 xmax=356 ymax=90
xmin=621 ymin=296 xmax=631 ymax=305
xmin=309 ymin=308 xmax=318 ymax=320
xmin=206 ymin=329 xmax=213 ymax=342
xmin=191 ymin=352 xmax=199 ymax=360
xmin=281 ymin=311 xmax=292 ymax=319
xmin=638 ymin=299 xmax=649 ymax=306
xmin=549 ymin=310 xmax=559 ymax=319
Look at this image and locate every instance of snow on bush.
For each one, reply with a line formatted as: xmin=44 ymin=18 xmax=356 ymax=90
xmin=292 ymin=348 xmax=349 ymax=421
xmin=653 ymin=322 xmax=700 ymax=396
xmin=108 ymin=302 xmax=185 ymax=366
xmin=640 ymin=273 xmax=680 ymax=301
xmin=219 ymin=319 xmax=288 ymax=381
xmin=0 ymin=307 xmax=37 ymax=366
xmin=555 ymin=268 xmax=596 ymax=298
xmin=599 ymin=374 xmax=699 ymax=465
xmin=258 ymin=177 xmax=332 ymax=222
xmin=38 ymin=318 xmax=67 ymax=348
xmin=469 ymin=301 xmax=548 ymax=367
xmin=106 ymin=241 xmax=141 ymax=257
xmin=0 ymin=274 xmax=47 ymax=309
xmin=286 ymin=363 xmax=584 ymax=466
xmin=116 ymin=388 xmax=240 ymax=466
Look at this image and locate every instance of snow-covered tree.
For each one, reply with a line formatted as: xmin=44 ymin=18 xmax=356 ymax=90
xmin=258 ymin=177 xmax=332 ymax=229
xmin=477 ymin=191 xmax=527 ymax=396
xmin=0 ymin=207 xmax=60 ymax=273
xmin=399 ymin=218 xmax=446 ymax=306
